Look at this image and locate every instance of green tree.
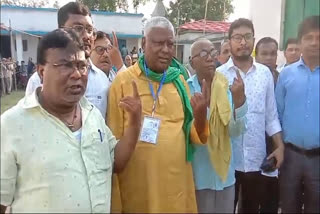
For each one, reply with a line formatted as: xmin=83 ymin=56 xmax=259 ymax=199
xmin=167 ymin=0 xmax=234 ymax=27
xmin=1 ymin=0 xmax=49 ymax=7
xmin=78 ymin=0 xmax=153 ymax=12
xmin=53 ymin=0 xmax=60 ymax=9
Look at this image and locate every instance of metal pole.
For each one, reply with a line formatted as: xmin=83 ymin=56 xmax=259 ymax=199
xmin=175 ymin=1 xmax=180 ymax=57
xmin=203 ymin=0 xmax=209 ymax=35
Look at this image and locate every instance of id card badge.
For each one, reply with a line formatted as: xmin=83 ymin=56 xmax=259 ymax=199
xmin=139 ymin=116 xmax=161 ymax=144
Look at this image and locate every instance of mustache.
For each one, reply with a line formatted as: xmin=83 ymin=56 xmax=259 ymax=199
xmin=237 ymin=47 xmax=250 ymax=51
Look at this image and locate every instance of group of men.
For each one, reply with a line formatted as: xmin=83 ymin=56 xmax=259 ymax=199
xmin=0 ymin=57 xmax=16 ymax=96
xmin=0 ymin=57 xmax=36 ymax=95
xmin=0 ymin=1 xmax=319 ymax=213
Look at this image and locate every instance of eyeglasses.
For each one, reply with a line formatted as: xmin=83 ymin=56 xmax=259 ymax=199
xmin=231 ymin=33 xmax=254 ymax=43
xmin=93 ymin=45 xmax=113 ymax=55
xmin=192 ymin=49 xmax=219 ymax=59
xmin=51 ymin=60 xmax=89 ymax=75
xmin=63 ymin=25 xmax=96 ymax=36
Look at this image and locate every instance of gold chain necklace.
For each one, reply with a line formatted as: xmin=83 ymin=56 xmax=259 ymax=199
xmin=39 ymin=92 xmax=78 ymax=130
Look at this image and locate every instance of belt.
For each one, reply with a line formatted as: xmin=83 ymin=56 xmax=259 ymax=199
xmin=286 ymin=143 xmax=320 ymax=156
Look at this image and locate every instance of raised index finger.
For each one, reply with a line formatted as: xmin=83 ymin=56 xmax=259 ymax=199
xmin=112 ymin=31 xmax=119 ymax=48
xmin=201 ymin=79 xmax=208 ymax=99
xmin=131 ymin=80 xmax=139 ymax=98
xmin=236 ymin=69 xmax=243 ymax=82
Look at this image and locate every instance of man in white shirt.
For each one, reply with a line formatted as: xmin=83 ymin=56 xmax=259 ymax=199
xmin=87 ymin=31 xmax=126 ymax=118
xmin=25 ymin=71 xmax=41 ymax=96
xmin=217 ymin=18 xmax=285 ymax=213
xmin=25 ymin=2 xmax=126 ymax=118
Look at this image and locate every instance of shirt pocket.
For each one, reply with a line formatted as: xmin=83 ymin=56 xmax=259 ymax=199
xmin=90 ymin=132 xmax=112 ymax=171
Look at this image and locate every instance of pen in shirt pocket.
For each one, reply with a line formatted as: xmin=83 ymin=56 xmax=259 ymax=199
xmin=98 ymin=129 xmax=103 ymax=142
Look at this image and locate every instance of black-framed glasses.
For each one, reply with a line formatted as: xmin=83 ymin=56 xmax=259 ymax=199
xmin=93 ymin=45 xmax=113 ymax=55
xmin=231 ymin=33 xmax=254 ymax=43
xmin=192 ymin=49 xmax=219 ymax=59
xmin=50 ymin=60 xmax=89 ymax=75
xmin=63 ymin=25 xmax=96 ymax=36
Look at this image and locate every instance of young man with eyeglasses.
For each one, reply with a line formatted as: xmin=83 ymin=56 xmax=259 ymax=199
xmin=218 ymin=18 xmax=284 ymax=213
xmin=25 ymin=2 xmax=126 ymax=117
xmin=187 ymin=38 xmax=248 ymax=213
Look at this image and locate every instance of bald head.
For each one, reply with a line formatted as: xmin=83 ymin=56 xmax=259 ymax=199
xmin=191 ymin=39 xmax=213 ymax=57
xmin=190 ymin=39 xmax=217 ymax=76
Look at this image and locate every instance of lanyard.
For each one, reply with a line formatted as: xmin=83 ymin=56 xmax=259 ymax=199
xmin=144 ymin=61 xmax=166 ymax=116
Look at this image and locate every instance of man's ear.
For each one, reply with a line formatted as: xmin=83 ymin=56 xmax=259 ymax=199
xmin=37 ymin=64 xmax=44 ymax=84
xmin=189 ymin=56 xmax=194 ymax=68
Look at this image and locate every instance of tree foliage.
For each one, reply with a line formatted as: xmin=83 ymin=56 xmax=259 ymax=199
xmin=167 ymin=0 xmax=234 ymax=27
xmin=1 ymin=0 xmax=49 ymax=7
xmin=78 ymin=0 xmax=152 ymax=12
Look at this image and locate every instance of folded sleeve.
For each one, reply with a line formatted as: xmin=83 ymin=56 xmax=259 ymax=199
xmin=190 ymin=121 xmax=209 ymax=144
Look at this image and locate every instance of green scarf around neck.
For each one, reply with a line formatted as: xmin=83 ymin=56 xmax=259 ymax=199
xmin=138 ymin=55 xmax=194 ymax=162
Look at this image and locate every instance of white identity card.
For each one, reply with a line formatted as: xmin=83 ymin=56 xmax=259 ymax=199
xmin=139 ymin=116 xmax=161 ymax=144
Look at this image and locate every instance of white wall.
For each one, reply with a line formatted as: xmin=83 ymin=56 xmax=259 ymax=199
xmin=249 ymin=0 xmax=286 ymax=65
xmin=126 ymin=38 xmax=140 ymax=54
xmin=1 ymin=6 xmax=143 ymax=35
xmin=1 ymin=6 xmax=143 ymax=63
xmin=177 ymin=31 xmax=226 ymax=64
xmin=22 ymin=35 xmax=39 ymax=63
xmin=15 ymin=34 xmax=23 ymax=63
xmin=178 ymin=31 xmax=226 ymax=42
xmin=183 ymin=44 xmax=191 ymax=64
xmin=92 ymin=14 xmax=142 ymax=36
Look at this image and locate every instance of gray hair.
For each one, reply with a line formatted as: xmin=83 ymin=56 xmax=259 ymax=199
xmin=190 ymin=38 xmax=212 ymax=56
xmin=144 ymin=16 xmax=175 ymax=36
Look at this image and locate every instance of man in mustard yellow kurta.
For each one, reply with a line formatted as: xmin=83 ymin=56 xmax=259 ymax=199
xmin=107 ymin=17 xmax=209 ymax=213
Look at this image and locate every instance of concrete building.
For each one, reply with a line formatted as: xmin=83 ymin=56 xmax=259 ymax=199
xmin=0 ymin=5 xmax=144 ymax=63
xmin=176 ymin=19 xmax=230 ymax=64
xmin=247 ymin=0 xmax=319 ymax=65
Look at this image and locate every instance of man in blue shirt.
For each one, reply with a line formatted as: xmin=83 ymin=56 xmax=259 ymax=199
xmin=187 ymin=38 xmax=247 ymax=213
xmin=275 ymin=16 xmax=320 ymax=213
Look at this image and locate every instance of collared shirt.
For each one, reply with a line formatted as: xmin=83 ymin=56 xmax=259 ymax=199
xmin=0 ymin=90 xmax=117 ymax=213
xmin=187 ymin=74 xmax=247 ymax=190
xmin=85 ymin=60 xmax=117 ymax=118
xmin=277 ymin=63 xmax=286 ymax=73
xmin=25 ymin=72 xmax=42 ymax=96
xmin=218 ymin=57 xmax=282 ymax=173
xmin=275 ymin=58 xmax=319 ymax=149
